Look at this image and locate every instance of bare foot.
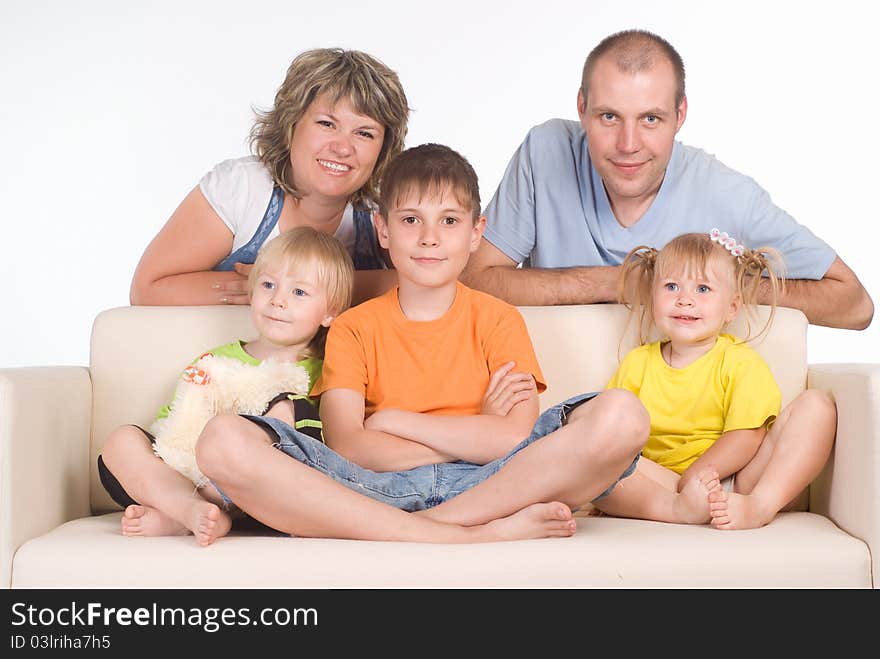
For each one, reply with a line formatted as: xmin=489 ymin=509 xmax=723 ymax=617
xmin=709 ymin=490 xmax=774 ymax=530
xmin=121 ymin=505 xmax=188 ymax=537
xmin=185 ymin=500 xmax=233 ymax=546
xmin=483 ymin=502 xmax=577 ymax=541
xmin=673 ymin=468 xmax=721 ymax=524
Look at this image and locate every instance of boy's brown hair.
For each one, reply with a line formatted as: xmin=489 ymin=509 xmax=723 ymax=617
xmin=377 ymin=143 xmax=481 ymax=221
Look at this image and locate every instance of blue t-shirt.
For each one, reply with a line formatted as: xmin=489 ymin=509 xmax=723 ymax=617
xmin=483 ymin=119 xmax=835 ymax=279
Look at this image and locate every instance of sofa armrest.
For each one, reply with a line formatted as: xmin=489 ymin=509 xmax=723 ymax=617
xmin=808 ymin=363 xmax=879 ymax=587
xmin=0 ymin=367 xmax=92 ymax=588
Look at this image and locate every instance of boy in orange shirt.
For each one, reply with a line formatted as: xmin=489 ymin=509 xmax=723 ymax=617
xmin=195 ymin=144 xmax=645 ymax=542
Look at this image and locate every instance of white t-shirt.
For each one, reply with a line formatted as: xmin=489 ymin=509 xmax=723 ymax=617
xmin=199 ymin=156 xmax=356 ymax=255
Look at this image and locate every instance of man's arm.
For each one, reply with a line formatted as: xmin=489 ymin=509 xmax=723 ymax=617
xmin=460 ymin=238 xmax=620 ymax=306
xmin=761 ymin=256 xmax=873 ymax=330
xmin=319 ymin=388 xmax=455 ymax=472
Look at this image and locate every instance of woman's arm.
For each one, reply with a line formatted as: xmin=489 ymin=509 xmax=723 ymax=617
xmin=130 ymin=186 xmax=248 ymax=305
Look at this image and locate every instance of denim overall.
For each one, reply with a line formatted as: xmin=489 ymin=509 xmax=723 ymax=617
xmin=214 ymin=186 xmax=387 ymax=271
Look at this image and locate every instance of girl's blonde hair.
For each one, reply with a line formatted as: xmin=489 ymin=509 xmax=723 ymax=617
xmin=249 ymin=227 xmax=354 ymax=357
xmin=249 ymin=48 xmax=410 ymax=209
xmin=618 ymin=231 xmax=785 ymax=346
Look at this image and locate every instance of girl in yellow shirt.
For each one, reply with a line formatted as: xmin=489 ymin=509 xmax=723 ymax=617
xmin=596 ymin=230 xmax=837 ymax=530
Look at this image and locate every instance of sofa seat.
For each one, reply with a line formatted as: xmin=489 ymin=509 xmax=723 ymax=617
xmin=12 ymin=512 xmax=870 ymax=588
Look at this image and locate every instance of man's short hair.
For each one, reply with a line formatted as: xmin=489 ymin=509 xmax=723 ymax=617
xmin=581 ymin=29 xmax=686 ymax=107
xmin=378 ymin=143 xmax=481 ymax=222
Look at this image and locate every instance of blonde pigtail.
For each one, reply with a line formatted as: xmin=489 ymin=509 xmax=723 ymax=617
xmin=736 ymin=245 xmax=785 ymax=342
xmin=617 ymin=246 xmax=659 ymax=357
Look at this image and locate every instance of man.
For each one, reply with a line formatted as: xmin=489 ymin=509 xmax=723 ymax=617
xmin=461 ymin=29 xmax=873 ymax=330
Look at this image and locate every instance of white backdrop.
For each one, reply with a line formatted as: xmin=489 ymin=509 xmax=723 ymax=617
xmin=2 ymin=0 xmax=878 ymax=368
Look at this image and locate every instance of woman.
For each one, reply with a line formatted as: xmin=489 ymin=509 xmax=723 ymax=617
xmin=130 ymin=48 xmax=409 ymax=306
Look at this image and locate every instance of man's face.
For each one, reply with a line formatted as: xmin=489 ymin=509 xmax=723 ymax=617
xmin=578 ymin=55 xmax=686 ymax=222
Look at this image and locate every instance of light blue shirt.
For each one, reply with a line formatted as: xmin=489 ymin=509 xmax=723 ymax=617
xmin=483 ymin=119 xmax=835 ymax=279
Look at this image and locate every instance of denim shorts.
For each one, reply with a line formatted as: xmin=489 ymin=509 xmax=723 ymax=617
xmin=218 ymin=392 xmax=638 ymax=511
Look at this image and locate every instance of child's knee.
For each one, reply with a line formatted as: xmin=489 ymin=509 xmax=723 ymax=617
xmin=568 ymin=390 xmax=647 ymax=464
xmin=101 ymin=425 xmax=148 ymax=468
xmin=796 ymin=389 xmax=838 ymax=427
xmin=195 ymin=414 xmax=251 ymax=479
xmin=591 ymin=389 xmax=649 ymax=447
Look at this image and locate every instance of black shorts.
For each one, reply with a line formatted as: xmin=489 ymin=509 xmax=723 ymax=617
xmin=96 ymin=425 xmax=154 ymax=509
xmin=96 ymin=397 xmax=322 ymax=509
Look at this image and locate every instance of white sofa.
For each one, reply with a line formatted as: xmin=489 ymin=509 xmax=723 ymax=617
xmin=1 ymin=304 xmax=877 ymax=588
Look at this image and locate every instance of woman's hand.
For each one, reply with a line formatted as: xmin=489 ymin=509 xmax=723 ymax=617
xmin=480 ymin=361 xmax=538 ymax=417
xmin=212 ymin=262 xmax=252 ymax=305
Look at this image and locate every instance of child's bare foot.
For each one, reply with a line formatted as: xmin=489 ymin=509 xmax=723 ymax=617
xmin=673 ymin=468 xmax=721 ymax=524
xmin=709 ymin=490 xmax=774 ymax=530
xmin=121 ymin=505 xmax=188 ymax=537
xmin=484 ymin=502 xmax=577 ymax=541
xmin=186 ymin=500 xmax=232 ymax=546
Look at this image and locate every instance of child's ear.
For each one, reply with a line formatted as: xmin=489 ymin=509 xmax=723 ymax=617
xmin=470 ymin=215 xmax=487 ymax=253
xmin=321 ymin=313 xmax=336 ymax=328
xmin=726 ymin=293 xmax=743 ymax=323
xmin=373 ymin=211 xmax=390 ymax=249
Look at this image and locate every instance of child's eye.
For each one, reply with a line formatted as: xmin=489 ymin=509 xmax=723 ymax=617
xmin=664 ymin=282 xmax=678 ymax=292
xmin=697 ymin=285 xmax=711 ymax=294
xmin=293 ymin=288 xmax=308 ymax=297
xmin=441 ymin=217 xmax=459 ymax=226
xmin=261 ymin=281 xmax=275 ymax=290
xmin=402 ymin=216 xmax=418 ymax=225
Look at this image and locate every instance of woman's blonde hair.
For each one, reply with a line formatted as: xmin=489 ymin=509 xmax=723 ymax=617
xmin=618 ymin=231 xmax=785 ymax=346
xmin=250 ymin=48 xmax=410 ymax=209
xmin=249 ymin=227 xmax=354 ymax=357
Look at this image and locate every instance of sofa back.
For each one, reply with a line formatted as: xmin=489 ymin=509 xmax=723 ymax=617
xmin=89 ymin=304 xmax=808 ymax=513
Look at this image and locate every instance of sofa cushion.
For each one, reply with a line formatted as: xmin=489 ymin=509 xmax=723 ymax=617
xmin=13 ymin=511 xmax=868 ymax=588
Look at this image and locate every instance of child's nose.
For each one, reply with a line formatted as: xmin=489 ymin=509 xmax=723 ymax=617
xmin=419 ymin=225 xmax=439 ymax=246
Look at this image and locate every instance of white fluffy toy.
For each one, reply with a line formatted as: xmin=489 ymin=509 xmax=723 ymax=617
xmin=150 ymin=352 xmax=311 ymax=488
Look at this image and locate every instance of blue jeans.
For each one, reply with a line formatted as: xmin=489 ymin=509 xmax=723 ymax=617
xmin=217 ymin=392 xmax=638 ymax=511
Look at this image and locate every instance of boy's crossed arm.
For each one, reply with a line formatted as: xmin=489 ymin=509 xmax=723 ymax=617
xmin=320 ymin=388 xmax=456 ymax=472
xmin=320 ymin=363 xmax=540 ymax=471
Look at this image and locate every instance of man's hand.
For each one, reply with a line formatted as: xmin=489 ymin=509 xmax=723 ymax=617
xmin=480 ymin=361 xmax=538 ymax=417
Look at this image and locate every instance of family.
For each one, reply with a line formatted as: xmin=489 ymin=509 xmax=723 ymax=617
xmin=99 ymin=30 xmax=873 ymax=546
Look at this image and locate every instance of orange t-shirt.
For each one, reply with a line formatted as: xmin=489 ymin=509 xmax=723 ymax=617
xmin=311 ymin=282 xmax=547 ymax=418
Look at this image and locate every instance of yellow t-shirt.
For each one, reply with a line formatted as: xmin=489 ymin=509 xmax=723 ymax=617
xmin=606 ymin=333 xmax=780 ymax=474
xmin=312 ymin=282 xmax=546 ymax=418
